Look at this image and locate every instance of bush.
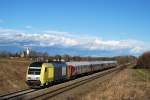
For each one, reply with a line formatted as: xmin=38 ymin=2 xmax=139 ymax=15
xmin=136 ymin=51 xmax=150 ymax=68
xmin=115 ymin=56 xmax=137 ymax=65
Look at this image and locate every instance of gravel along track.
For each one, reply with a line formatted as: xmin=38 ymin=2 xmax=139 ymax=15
xmin=0 ymin=65 xmax=127 ymax=100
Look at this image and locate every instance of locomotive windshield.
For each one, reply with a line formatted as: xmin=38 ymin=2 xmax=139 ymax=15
xmin=28 ymin=68 xmax=41 ymax=75
xmin=29 ymin=62 xmax=43 ymax=67
xmin=28 ymin=62 xmax=43 ymax=75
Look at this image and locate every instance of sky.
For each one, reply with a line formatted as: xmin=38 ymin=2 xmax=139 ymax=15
xmin=0 ymin=0 xmax=150 ymax=56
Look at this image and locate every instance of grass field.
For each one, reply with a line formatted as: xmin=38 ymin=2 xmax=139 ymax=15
xmin=0 ymin=59 xmax=150 ymax=100
xmin=0 ymin=58 xmax=31 ymax=95
xmin=75 ymin=66 xmax=150 ymax=100
xmin=135 ymin=69 xmax=150 ymax=81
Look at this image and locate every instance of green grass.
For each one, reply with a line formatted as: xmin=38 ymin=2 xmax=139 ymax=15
xmin=135 ymin=68 xmax=150 ymax=81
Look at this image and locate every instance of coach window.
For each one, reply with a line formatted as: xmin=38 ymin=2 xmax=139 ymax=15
xmin=79 ymin=66 xmax=80 ymax=70
xmin=79 ymin=66 xmax=81 ymax=71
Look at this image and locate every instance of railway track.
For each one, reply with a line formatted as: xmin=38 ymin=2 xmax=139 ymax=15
xmin=0 ymin=89 xmax=36 ymax=100
xmin=0 ymin=64 xmax=128 ymax=100
xmin=30 ymin=67 xmax=120 ymax=100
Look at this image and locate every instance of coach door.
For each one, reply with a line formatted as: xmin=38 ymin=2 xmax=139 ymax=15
xmin=62 ymin=65 xmax=66 ymax=79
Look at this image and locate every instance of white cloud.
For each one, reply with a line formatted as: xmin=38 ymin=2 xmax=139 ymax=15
xmin=131 ymin=46 xmax=142 ymax=53
xmin=0 ymin=28 xmax=149 ymax=55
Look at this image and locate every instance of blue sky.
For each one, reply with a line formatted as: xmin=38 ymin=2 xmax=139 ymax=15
xmin=0 ymin=0 xmax=150 ymax=56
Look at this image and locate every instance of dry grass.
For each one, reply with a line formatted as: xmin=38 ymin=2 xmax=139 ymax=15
xmin=0 ymin=58 xmax=31 ymax=95
xmin=76 ymin=68 xmax=150 ymax=100
xmin=1 ymin=58 xmax=150 ymax=100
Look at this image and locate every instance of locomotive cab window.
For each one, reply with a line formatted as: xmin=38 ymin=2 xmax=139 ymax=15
xmin=29 ymin=62 xmax=43 ymax=67
xmin=28 ymin=68 xmax=41 ymax=75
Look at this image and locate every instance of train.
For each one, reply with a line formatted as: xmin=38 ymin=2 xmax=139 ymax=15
xmin=26 ymin=61 xmax=117 ymax=88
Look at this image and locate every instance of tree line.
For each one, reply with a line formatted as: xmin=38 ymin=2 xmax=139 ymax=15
xmin=135 ymin=51 xmax=150 ymax=69
xmin=1 ymin=50 xmax=149 ymax=68
xmin=0 ymin=50 xmax=137 ymax=64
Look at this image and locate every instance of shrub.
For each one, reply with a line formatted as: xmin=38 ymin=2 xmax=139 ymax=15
xmin=136 ymin=51 xmax=150 ymax=68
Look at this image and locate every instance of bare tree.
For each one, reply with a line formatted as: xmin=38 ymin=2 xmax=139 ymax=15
xmin=55 ymin=55 xmax=62 ymax=61
xmin=136 ymin=51 xmax=150 ymax=68
xmin=63 ymin=54 xmax=70 ymax=62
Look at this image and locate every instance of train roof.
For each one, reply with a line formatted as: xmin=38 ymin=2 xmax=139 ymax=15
xmin=29 ymin=62 xmax=43 ymax=67
xmin=66 ymin=61 xmax=117 ymax=66
xmin=29 ymin=61 xmax=117 ymax=68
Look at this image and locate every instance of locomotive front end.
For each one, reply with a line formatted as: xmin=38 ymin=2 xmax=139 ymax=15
xmin=26 ymin=62 xmax=43 ymax=88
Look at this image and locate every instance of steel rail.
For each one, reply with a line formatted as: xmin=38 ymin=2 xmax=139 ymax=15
xmin=0 ymin=64 xmax=129 ymax=100
xmin=28 ymin=64 xmax=128 ymax=100
xmin=0 ymin=89 xmax=36 ymax=100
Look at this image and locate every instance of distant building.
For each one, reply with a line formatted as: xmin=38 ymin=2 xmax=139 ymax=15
xmin=26 ymin=48 xmax=30 ymax=56
xmin=20 ymin=51 xmax=25 ymax=58
xmin=20 ymin=48 xmax=31 ymax=58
